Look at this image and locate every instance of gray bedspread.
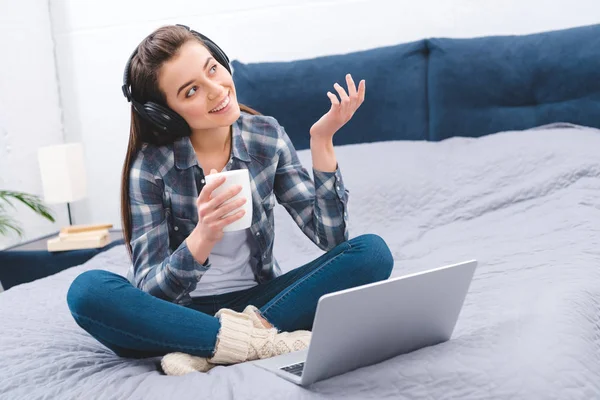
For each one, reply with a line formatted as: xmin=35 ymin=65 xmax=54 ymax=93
xmin=1 ymin=124 xmax=599 ymax=400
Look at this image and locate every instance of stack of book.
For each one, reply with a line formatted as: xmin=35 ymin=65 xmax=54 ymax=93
xmin=47 ymin=224 xmax=114 ymax=252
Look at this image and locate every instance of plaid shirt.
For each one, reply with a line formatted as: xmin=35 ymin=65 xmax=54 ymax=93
xmin=126 ymin=112 xmax=349 ymax=304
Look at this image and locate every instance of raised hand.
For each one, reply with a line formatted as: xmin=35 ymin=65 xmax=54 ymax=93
xmin=310 ymin=74 xmax=366 ymax=141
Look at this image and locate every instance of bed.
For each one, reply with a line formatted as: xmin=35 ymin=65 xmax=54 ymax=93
xmin=2 ymin=24 xmax=600 ymax=400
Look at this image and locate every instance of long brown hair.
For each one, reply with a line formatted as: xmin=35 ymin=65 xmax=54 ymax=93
xmin=120 ymin=25 xmax=259 ymax=257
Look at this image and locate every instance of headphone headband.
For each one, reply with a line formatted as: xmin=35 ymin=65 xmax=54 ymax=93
xmin=122 ymin=24 xmax=230 ymax=104
xmin=176 ymin=24 xmax=231 ymax=70
xmin=121 ymin=47 xmax=138 ymax=102
xmin=121 ymin=24 xmax=232 ymax=144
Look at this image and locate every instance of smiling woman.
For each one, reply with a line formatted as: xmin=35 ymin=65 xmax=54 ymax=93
xmin=65 ymin=24 xmax=393 ymax=376
xmin=159 ymin=40 xmax=240 ymax=130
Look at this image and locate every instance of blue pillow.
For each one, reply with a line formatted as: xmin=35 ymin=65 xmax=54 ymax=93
xmin=427 ymin=24 xmax=600 ymax=141
xmin=232 ymin=40 xmax=429 ymax=150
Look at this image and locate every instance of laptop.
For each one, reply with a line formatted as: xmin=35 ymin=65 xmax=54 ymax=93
xmin=252 ymin=260 xmax=477 ymax=386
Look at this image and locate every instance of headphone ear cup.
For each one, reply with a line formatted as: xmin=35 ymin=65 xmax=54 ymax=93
xmin=144 ymin=102 xmax=191 ymax=138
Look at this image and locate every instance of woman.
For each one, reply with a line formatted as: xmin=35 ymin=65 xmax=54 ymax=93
xmin=67 ymin=24 xmax=394 ymax=376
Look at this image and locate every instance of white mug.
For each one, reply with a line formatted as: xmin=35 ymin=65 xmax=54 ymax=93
xmin=204 ymin=169 xmax=253 ymax=232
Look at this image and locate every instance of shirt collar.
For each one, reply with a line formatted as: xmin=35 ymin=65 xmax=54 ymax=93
xmin=173 ymin=118 xmax=251 ymax=170
xmin=231 ymin=118 xmax=251 ymax=163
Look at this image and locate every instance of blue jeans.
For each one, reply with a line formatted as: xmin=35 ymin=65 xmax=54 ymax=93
xmin=67 ymin=234 xmax=394 ymax=359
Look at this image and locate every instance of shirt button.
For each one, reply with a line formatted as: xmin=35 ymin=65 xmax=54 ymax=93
xmin=256 ymin=232 xmax=260 ymax=236
xmin=263 ymin=254 xmax=267 ymax=259
xmin=174 ymin=226 xmax=179 ymax=231
xmin=336 ymin=186 xmax=340 ymax=191
xmin=201 ymin=179 xmax=205 ymax=184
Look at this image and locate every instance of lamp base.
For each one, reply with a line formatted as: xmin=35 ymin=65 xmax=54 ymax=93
xmin=67 ymin=202 xmax=73 ymax=225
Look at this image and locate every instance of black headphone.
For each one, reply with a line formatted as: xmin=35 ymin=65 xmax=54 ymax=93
xmin=121 ymin=24 xmax=231 ymax=143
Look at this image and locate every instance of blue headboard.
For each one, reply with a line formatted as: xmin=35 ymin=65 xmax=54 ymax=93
xmin=232 ymin=40 xmax=429 ymax=150
xmin=233 ymin=24 xmax=600 ymax=150
xmin=427 ymin=24 xmax=600 ymax=141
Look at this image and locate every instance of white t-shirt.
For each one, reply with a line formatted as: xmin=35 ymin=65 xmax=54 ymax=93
xmin=189 ymin=228 xmax=258 ymax=297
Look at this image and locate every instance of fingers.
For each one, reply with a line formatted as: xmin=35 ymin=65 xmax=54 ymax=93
xmin=333 ymin=82 xmax=349 ymax=112
xmin=216 ymin=208 xmax=246 ymax=229
xmin=208 ymin=196 xmax=247 ymax=222
xmin=197 ymin=169 xmax=231 ymax=204
xmin=327 ymin=91 xmax=340 ymax=109
xmin=358 ymin=79 xmax=366 ymax=104
xmin=206 ymin=184 xmax=242 ymax=211
xmin=332 ymin=74 xmax=365 ymax=114
xmin=198 ymin=184 xmax=244 ymax=221
xmin=198 ymin=174 xmax=226 ymax=203
xmin=346 ymin=74 xmax=357 ymax=99
xmin=201 ymin=206 xmax=246 ymax=235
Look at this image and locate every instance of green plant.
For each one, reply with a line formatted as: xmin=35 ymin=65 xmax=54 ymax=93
xmin=0 ymin=190 xmax=55 ymax=237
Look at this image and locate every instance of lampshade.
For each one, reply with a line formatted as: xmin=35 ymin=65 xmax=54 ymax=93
xmin=38 ymin=143 xmax=87 ymax=204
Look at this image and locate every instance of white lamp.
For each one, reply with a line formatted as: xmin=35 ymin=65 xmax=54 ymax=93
xmin=38 ymin=142 xmax=87 ymax=225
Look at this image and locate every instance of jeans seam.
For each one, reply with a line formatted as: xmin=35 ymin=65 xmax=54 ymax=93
xmin=261 ymin=244 xmax=352 ymax=317
xmin=71 ymin=311 xmax=214 ymax=352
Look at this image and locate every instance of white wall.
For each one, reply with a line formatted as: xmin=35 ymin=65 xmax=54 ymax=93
xmin=50 ymin=0 xmax=600 ymax=232
xmin=2 ymin=0 xmax=600 ymax=248
xmin=0 ymin=0 xmax=66 ymax=249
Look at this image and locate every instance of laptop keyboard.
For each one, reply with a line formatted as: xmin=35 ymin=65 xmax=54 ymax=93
xmin=280 ymin=362 xmax=305 ymax=377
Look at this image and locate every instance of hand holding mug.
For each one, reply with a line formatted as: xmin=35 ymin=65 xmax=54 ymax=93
xmin=195 ymin=169 xmax=250 ymax=243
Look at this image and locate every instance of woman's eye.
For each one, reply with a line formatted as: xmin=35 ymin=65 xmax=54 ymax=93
xmin=210 ymin=64 xmax=218 ymax=74
xmin=186 ymin=86 xmax=197 ymax=98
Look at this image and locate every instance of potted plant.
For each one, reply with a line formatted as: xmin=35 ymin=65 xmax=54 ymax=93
xmin=0 ymin=191 xmax=55 ymax=237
